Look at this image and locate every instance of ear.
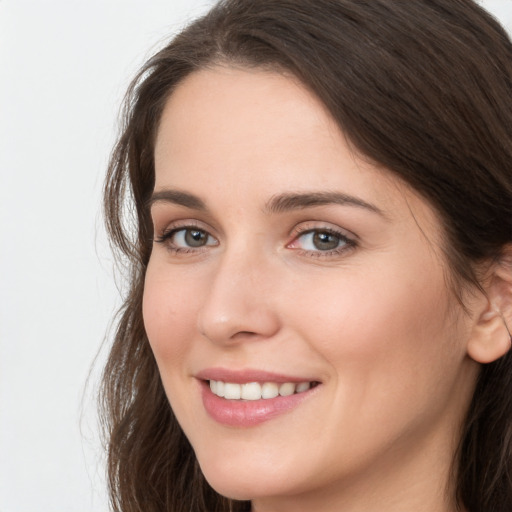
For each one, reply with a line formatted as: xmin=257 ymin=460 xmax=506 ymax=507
xmin=467 ymin=245 xmax=512 ymax=364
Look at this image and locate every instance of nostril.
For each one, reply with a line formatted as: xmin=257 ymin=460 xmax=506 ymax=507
xmin=230 ymin=330 xmax=264 ymax=342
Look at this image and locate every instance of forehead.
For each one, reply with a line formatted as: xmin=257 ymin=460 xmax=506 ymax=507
xmin=155 ymin=67 xmax=376 ymax=193
xmin=154 ymin=66 xmax=335 ymax=170
xmin=153 ymin=66 xmax=441 ymax=237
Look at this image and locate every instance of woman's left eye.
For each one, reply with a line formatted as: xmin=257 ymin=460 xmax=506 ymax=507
xmin=289 ymin=228 xmax=355 ymax=255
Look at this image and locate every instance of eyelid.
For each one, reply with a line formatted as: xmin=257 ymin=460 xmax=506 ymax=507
xmin=288 ymin=221 xmax=357 ymax=242
xmin=287 ymin=222 xmax=358 ymax=257
xmin=154 ymin=219 xmax=219 ymax=252
xmin=155 ymin=218 xmax=214 ymax=238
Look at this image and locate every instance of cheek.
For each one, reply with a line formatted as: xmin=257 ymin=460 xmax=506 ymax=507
xmin=292 ymin=263 xmax=451 ymax=350
xmin=142 ymin=264 xmax=199 ymax=364
xmin=288 ymin=261 xmax=465 ymax=413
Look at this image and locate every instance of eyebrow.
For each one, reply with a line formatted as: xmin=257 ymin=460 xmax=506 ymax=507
xmin=148 ymin=188 xmax=384 ymax=217
xmin=148 ymin=189 xmax=207 ymax=211
xmin=264 ymin=191 xmax=385 ymax=216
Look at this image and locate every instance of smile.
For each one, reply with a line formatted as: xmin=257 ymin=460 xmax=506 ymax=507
xmin=198 ymin=371 xmax=321 ymax=427
xmin=209 ymin=380 xmax=315 ymax=400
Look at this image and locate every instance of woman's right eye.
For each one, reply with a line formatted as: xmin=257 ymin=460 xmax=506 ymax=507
xmin=155 ymin=227 xmax=218 ymax=252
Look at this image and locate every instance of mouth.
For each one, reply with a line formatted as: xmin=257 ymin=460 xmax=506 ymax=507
xmin=208 ymin=379 xmax=319 ymax=400
xmin=197 ymin=370 xmax=321 ymax=427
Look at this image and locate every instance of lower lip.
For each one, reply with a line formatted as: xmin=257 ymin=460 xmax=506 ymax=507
xmin=200 ymin=381 xmax=317 ymax=427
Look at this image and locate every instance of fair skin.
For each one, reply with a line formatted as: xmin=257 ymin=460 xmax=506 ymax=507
xmin=143 ymin=66 xmax=503 ymax=512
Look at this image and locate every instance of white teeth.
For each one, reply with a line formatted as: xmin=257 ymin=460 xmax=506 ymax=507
xmin=261 ymin=382 xmax=279 ymax=399
xmin=296 ymin=382 xmax=311 ymax=393
xmin=223 ymin=382 xmax=241 ymax=399
xmin=241 ymin=382 xmax=262 ymax=400
xmin=278 ymin=382 xmax=295 ymax=396
xmin=209 ymin=380 xmax=314 ymax=400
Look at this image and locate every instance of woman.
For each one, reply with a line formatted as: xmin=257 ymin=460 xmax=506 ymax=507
xmin=101 ymin=1 xmax=512 ymax=511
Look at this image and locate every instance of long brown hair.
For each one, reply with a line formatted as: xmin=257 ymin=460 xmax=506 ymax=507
xmin=101 ymin=1 xmax=512 ymax=511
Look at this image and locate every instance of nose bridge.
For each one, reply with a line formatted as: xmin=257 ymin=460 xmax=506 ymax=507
xmin=197 ymin=241 xmax=280 ymax=344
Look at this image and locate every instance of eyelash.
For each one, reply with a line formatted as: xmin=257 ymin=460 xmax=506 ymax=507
xmin=154 ymin=222 xmax=217 ymax=254
xmin=287 ymin=225 xmax=357 ymax=258
xmin=154 ymin=223 xmax=357 ymax=258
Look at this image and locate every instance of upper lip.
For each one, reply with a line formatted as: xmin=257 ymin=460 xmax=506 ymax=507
xmin=196 ymin=367 xmax=319 ymax=384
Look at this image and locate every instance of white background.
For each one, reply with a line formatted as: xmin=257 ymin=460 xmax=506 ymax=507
xmin=0 ymin=1 xmax=510 ymax=511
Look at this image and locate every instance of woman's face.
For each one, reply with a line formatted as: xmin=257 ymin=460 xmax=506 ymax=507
xmin=144 ymin=67 xmax=480 ymax=508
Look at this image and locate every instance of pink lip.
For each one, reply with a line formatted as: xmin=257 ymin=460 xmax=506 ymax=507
xmin=196 ymin=367 xmax=317 ymax=384
xmin=196 ymin=368 xmax=320 ymax=427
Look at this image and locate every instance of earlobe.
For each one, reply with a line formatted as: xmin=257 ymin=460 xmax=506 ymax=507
xmin=467 ymin=247 xmax=512 ymax=364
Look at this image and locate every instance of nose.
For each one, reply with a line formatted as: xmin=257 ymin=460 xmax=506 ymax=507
xmin=196 ymin=248 xmax=281 ymax=346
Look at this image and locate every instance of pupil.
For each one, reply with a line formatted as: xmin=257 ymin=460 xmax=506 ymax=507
xmin=185 ymin=229 xmax=207 ymax=247
xmin=313 ymin=231 xmax=339 ymax=250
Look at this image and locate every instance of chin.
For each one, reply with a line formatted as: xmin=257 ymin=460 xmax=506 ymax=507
xmin=197 ymin=454 xmax=299 ymax=502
